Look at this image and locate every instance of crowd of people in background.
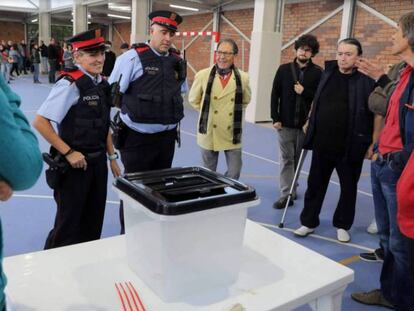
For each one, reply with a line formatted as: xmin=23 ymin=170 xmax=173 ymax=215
xmin=0 ymin=37 xmax=129 ymax=85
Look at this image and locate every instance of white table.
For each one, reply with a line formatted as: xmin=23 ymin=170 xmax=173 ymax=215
xmin=4 ymin=221 xmax=353 ymax=310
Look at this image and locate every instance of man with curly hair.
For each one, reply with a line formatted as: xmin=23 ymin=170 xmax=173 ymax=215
xmin=270 ymin=34 xmax=322 ymax=209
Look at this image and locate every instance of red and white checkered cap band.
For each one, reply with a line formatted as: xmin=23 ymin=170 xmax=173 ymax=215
xmin=72 ymin=37 xmax=105 ymax=51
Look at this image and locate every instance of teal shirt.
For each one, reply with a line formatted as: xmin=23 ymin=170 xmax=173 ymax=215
xmin=0 ymin=75 xmax=43 ymax=308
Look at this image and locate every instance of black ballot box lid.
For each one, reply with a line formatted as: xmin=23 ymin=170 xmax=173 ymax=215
xmin=113 ymin=167 xmax=257 ymax=216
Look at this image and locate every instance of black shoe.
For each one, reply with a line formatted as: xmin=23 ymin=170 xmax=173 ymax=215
xmin=273 ymin=197 xmax=294 ymax=209
xmin=359 ymin=248 xmax=384 ymax=262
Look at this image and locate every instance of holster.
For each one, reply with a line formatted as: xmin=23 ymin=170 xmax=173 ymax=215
xmin=42 ymin=148 xmax=70 ymax=190
xmin=45 ymin=166 xmax=64 ymax=190
xmin=110 ymin=111 xmax=127 ymax=149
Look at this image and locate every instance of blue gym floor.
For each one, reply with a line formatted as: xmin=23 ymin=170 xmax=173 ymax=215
xmin=2 ymin=74 xmax=384 ymax=310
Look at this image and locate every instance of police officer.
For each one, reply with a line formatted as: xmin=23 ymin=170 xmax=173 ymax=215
xmin=33 ymin=29 xmax=121 ymax=249
xmin=109 ymin=10 xmax=187 ymax=233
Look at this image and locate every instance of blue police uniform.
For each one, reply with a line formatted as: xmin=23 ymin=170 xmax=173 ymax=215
xmin=108 ymin=47 xmax=188 ymax=133
xmin=37 ymin=29 xmax=112 ymax=249
xmin=108 ymin=10 xmax=186 ymax=233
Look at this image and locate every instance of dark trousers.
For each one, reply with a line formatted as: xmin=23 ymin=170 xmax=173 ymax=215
xmin=409 ymin=237 xmax=414 ymax=284
xmin=118 ymin=126 xmax=177 ymax=233
xmin=10 ymin=63 xmax=19 ymax=76
xmin=300 ymin=149 xmax=364 ymax=230
xmin=44 ymin=156 xmax=108 ymax=249
xmin=48 ymin=59 xmax=56 ymax=83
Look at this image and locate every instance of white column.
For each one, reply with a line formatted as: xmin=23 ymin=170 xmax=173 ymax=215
xmin=339 ymin=0 xmax=356 ymax=40
xmin=73 ymin=0 xmax=88 ymax=35
xmin=108 ymin=23 xmax=113 ymax=42
xmin=38 ymin=0 xmax=51 ymax=45
xmin=246 ymin=0 xmax=284 ymax=123
xmin=131 ymin=0 xmax=151 ymax=44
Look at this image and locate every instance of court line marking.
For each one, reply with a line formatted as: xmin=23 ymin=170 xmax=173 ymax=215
xmin=181 ymin=129 xmax=373 ymax=198
xmin=256 ymin=221 xmax=375 ymax=252
xmin=12 ymin=194 xmax=119 ymax=205
xmin=338 ymin=255 xmax=361 ymax=266
xmin=12 ymin=194 xmax=376 ymax=253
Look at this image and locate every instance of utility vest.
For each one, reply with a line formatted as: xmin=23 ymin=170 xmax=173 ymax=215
xmin=58 ymin=69 xmax=111 ymax=153
xmin=121 ymin=44 xmax=184 ymax=125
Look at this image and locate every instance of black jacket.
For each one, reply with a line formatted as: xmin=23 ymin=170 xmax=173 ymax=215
xmin=39 ymin=44 xmax=48 ymax=57
xmin=31 ymin=48 xmax=40 ymax=64
xmin=303 ymin=61 xmax=379 ymax=160
xmin=102 ymin=50 xmax=116 ymax=77
xmin=47 ymin=44 xmax=58 ymax=60
xmin=271 ymin=59 xmax=322 ymax=128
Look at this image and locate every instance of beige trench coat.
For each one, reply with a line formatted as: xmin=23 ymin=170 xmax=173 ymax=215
xmin=188 ymin=67 xmax=251 ymax=151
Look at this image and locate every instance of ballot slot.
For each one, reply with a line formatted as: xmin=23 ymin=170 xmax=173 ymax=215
xmin=114 ymin=167 xmax=254 ymax=214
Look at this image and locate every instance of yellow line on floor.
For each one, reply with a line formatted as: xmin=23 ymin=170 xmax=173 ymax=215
xmin=338 ymin=255 xmax=360 ymax=266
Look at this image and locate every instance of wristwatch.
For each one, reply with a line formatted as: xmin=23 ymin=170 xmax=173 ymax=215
xmin=108 ymin=152 xmax=119 ymax=161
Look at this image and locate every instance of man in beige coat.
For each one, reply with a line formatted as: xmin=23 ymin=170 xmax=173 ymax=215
xmin=189 ymin=38 xmax=251 ymax=179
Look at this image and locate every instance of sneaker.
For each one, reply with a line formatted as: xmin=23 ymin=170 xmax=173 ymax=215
xmin=294 ymin=226 xmax=314 ymax=237
xmin=367 ymin=219 xmax=378 ymax=234
xmin=360 ymin=248 xmax=384 ymax=262
xmin=337 ymin=229 xmax=351 ymax=243
xmin=351 ymin=289 xmax=394 ymax=309
xmin=272 ymin=196 xmax=294 ymax=209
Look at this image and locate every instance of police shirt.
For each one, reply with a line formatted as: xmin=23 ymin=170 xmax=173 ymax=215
xmin=37 ymin=65 xmax=103 ymax=124
xmin=109 ymin=46 xmax=188 ymax=134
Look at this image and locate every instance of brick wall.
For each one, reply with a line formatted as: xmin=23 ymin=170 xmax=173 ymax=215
xmin=281 ymin=0 xmax=343 ymax=67
xmin=112 ymin=22 xmax=131 ymax=55
xmin=110 ymin=0 xmax=412 ymax=81
xmin=172 ymin=12 xmax=214 ymax=82
xmin=0 ymin=21 xmax=25 ymax=43
xmin=220 ymin=9 xmax=253 ymax=72
xmin=282 ymin=0 xmax=411 ymax=69
xmin=352 ymin=0 xmax=414 ymax=67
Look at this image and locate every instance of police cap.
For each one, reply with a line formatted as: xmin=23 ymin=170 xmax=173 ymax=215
xmin=148 ymin=10 xmax=183 ymax=32
xmin=67 ymin=29 xmax=105 ymax=52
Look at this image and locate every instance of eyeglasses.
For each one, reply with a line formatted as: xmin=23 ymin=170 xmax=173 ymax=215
xmin=216 ymin=51 xmax=234 ymax=57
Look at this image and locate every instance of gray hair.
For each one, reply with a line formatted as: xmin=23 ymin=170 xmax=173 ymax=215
xmin=217 ymin=38 xmax=239 ymax=55
xmin=399 ymin=11 xmax=414 ymax=52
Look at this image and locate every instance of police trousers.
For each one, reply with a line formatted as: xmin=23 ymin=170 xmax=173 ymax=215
xmin=44 ymin=153 xmax=108 ymax=249
xmin=118 ymin=126 xmax=177 ymax=233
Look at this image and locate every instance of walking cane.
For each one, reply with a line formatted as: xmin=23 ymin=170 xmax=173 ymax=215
xmin=278 ymin=149 xmax=308 ymax=228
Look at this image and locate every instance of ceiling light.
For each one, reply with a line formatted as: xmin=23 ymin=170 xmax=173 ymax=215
xmin=169 ymin=4 xmax=199 ymax=12
xmin=107 ymin=13 xmax=131 ymax=20
xmin=108 ymin=3 xmax=131 ymax=12
xmin=31 ymin=18 xmax=38 ymax=23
